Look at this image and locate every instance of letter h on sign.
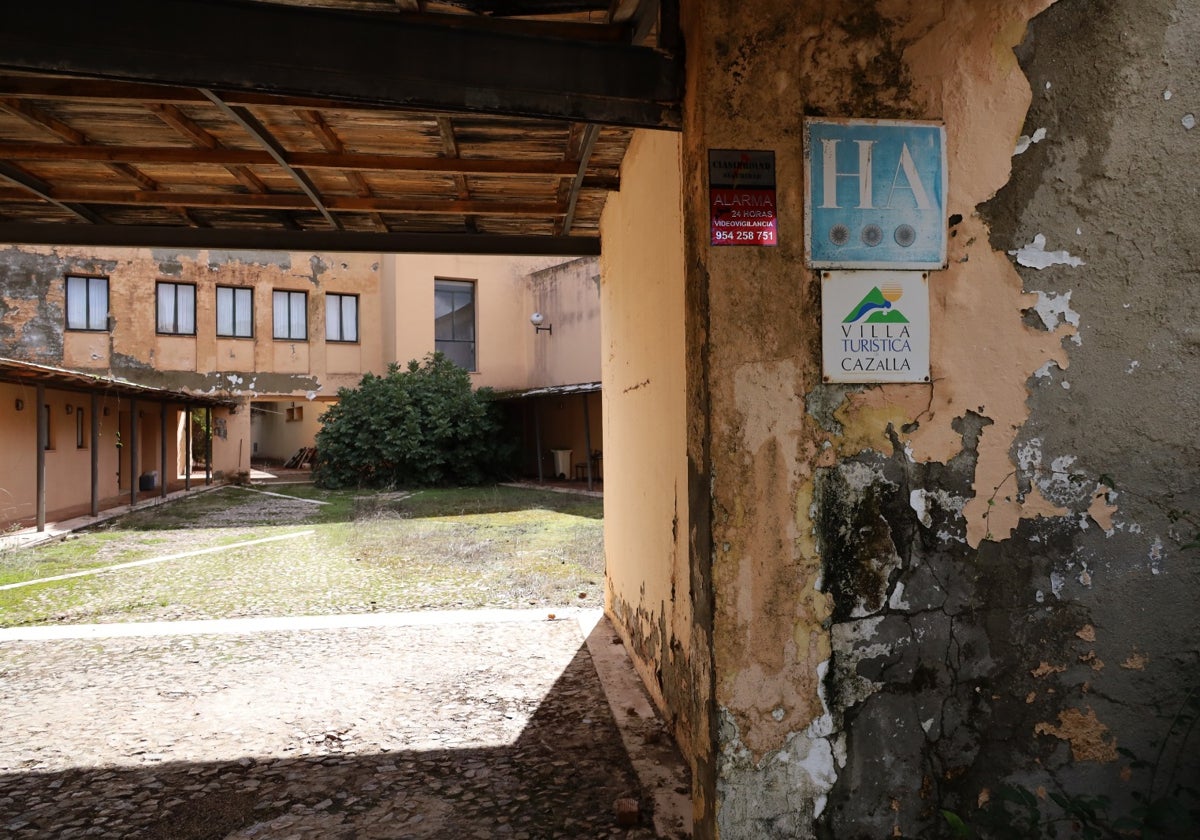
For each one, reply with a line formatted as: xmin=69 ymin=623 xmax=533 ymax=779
xmin=805 ymin=118 xmax=946 ymax=270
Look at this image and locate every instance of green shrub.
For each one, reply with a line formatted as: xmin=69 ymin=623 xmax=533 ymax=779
xmin=312 ymin=352 xmax=513 ymax=489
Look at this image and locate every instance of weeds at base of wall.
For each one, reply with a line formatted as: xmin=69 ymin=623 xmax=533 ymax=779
xmin=937 ymin=687 xmax=1200 ymax=839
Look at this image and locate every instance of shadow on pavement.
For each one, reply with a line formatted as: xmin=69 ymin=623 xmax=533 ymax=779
xmin=1 ymin=644 xmax=665 ymax=840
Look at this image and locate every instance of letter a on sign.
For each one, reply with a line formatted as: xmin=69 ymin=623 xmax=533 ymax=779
xmin=804 ymin=118 xmax=947 ymax=269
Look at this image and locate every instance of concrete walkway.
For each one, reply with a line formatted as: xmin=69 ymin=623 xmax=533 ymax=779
xmin=0 ymin=609 xmax=690 ymax=839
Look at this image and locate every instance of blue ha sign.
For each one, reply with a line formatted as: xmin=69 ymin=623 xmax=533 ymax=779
xmin=804 ymin=118 xmax=947 ymax=270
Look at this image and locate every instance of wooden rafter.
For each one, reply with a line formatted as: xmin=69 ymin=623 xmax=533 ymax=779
xmin=555 ymin=123 xmax=601 ymax=235
xmin=202 ymin=89 xmax=342 ymax=231
xmin=0 ymin=143 xmax=581 ymax=176
xmin=0 ymin=186 xmax=561 ymax=216
xmin=0 ymin=161 xmax=103 ymax=223
xmin=297 ymin=109 xmax=387 ymax=232
xmin=0 ymin=96 xmax=202 ymax=225
xmin=0 ymin=222 xmax=602 ymax=256
xmin=147 ymin=102 xmax=300 ymax=231
xmin=437 ymin=116 xmax=477 ymax=233
xmin=0 ymin=0 xmax=660 ymax=247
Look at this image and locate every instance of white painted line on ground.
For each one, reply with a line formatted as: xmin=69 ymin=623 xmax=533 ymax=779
xmin=0 ymin=530 xmax=316 ymax=593
xmin=0 ymin=606 xmax=582 ymax=641
xmin=237 ymin=486 xmax=329 ymax=505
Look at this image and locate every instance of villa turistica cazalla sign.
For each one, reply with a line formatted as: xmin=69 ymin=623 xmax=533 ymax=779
xmin=804 ymin=117 xmax=945 ymax=383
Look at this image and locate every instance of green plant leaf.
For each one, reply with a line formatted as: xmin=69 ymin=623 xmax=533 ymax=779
xmin=940 ymin=809 xmax=972 ymax=839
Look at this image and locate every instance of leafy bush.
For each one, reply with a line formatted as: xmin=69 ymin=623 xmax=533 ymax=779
xmin=312 ymin=353 xmax=513 ymax=489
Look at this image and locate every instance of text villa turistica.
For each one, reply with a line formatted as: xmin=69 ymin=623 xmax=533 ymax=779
xmin=839 ymin=323 xmax=913 ymax=371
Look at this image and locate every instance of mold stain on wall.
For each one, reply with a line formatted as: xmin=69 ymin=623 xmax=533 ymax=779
xmin=809 ymin=0 xmax=1200 ymax=837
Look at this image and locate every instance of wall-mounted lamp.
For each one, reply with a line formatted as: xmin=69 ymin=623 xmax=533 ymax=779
xmin=530 ymin=312 xmax=552 ymax=335
xmin=14 ymin=398 xmax=24 ymax=411
xmin=65 ymin=405 xmax=74 ymax=415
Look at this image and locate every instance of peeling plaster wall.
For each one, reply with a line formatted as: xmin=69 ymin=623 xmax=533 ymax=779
xmin=809 ymin=1 xmax=1200 ymax=838
xmin=0 ymin=245 xmax=383 ymax=402
xmin=666 ymin=0 xmax=1194 ymax=836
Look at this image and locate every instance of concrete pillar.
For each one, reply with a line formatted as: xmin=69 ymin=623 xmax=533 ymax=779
xmin=601 ymin=1 xmax=1062 ymax=837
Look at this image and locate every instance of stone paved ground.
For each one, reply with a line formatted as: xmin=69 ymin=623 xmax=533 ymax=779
xmin=0 ymin=614 xmax=680 ymax=839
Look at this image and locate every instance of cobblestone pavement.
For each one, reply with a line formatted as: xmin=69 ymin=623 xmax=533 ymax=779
xmin=0 ymin=612 xmax=687 ymax=839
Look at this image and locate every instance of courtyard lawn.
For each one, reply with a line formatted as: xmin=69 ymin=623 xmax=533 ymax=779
xmin=0 ymin=484 xmax=604 ymax=627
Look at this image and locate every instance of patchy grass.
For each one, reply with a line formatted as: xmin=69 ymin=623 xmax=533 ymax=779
xmin=388 ymin=485 xmax=602 ymax=520
xmin=0 ymin=484 xmax=604 ymax=626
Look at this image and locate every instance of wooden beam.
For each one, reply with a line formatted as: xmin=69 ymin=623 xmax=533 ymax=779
xmin=437 ymin=116 xmax=477 ymax=233
xmin=0 ymin=142 xmax=581 ymax=175
xmin=0 ymin=160 xmax=104 ymax=223
xmin=36 ymin=383 xmax=46 ymax=532
xmin=149 ymin=102 xmax=299 ymax=230
xmin=556 ymin=123 xmax=600 ymax=235
xmin=0 ymin=97 xmax=173 ymax=207
xmin=0 ymin=75 xmax=642 ymax=115
xmin=298 ymin=109 xmax=387 ymax=232
xmin=0 ymin=0 xmax=682 ymax=130
xmin=0 ymin=96 xmax=85 ymax=144
xmin=202 ymin=89 xmax=342 ymax=231
xmin=442 ymin=1 xmax=609 ymax=15
xmin=0 ymin=186 xmax=561 ymax=216
xmin=0 ymin=222 xmax=602 ymax=256
xmin=90 ymin=391 xmax=99 ymax=517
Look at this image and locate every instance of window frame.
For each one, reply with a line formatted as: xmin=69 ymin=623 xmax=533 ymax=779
xmin=41 ymin=404 xmax=54 ymax=451
xmin=434 ymin=278 xmax=477 ymax=371
xmin=64 ymin=275 xmax=110 ymax=332
xmin=216 ymin=285 xmax=255 ymax=339
xmin=76 ymin=406 xmax=87 ymax=449
xmin=325 ymin=293 xmax=360 ymax=343
xmin=155 ymin=281 xmax=197 ymax=336
xmin=272 ymin=289 xmax=309 ymax=341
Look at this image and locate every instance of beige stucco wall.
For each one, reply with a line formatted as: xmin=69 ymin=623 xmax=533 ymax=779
xmin=527 ymin=257 xmax=602 ymax=388
xmin=0 ymin=382 xmax=206 ymax=527
xmin=382 ymin=253 xmax=593 ymax=391
xmin=251 ymin=398 xmax=329 ymax=463
xmin=0 ymin=383 xmax=126 ymax=523
xmin=598 ymin=130 xmax=698 ymax=766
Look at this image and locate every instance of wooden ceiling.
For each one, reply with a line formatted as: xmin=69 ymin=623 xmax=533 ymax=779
xmin=0 ymin=0 xmax=681 ymax=255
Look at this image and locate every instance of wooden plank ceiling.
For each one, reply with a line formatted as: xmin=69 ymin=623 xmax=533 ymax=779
xmin=0 ymin=0 xmax=681 ymax=254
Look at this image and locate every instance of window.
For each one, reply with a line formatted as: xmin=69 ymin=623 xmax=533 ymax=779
xmin=217 ymin=286 xmax=254 ymax=338
xmin=156 ymin=282 xmax=196 ymax=335
xmin=434 ymin=279 xmax=476 ymax=370
xmin=326 ymin=293 xmax=359 ymax=343
xmin=76 ymin=407 xmax=86 ymax=449
xmin=273 ymin=290 xmax=308 ymax=340
xmin=65 ymin=275 xmax=109 ymax=331
xmin=285 ymin=405 xmax=304 ymax=422
xmin=41 ymin=405 xmax=53 ymax=451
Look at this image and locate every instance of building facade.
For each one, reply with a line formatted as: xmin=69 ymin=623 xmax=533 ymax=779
xmin=0 ymin=247 xmax=601 ymax=529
